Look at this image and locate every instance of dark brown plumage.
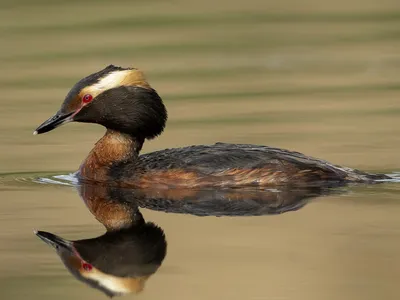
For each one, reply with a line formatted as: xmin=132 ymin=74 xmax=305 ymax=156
xmin=34 ymin=65 xmax=391 ymax=188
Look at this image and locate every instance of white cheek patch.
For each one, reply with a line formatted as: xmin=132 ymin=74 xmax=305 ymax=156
xmin=84 ymin=270 xmax=132 ymax=294
xmin=84 ymin=69 xmax=149 ymax=98
xmin=92 ymin=70 xmax=131 ymax=92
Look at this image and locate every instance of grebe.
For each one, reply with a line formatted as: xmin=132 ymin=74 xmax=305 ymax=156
xmin=35 ymin=184 xmax=166 ymax=297
xmin=34 ymin=65 xmax=390 ymax=188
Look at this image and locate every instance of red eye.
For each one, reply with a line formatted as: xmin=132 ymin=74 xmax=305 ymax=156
xmin=82 ymin=262 xmax=93 ymax=271
xmin=82 ymin=94 xmax=93 ymax=103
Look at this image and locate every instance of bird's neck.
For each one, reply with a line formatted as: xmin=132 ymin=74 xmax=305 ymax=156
xmin=79 ymin=184 xmax=145 ymax=230
xmin=79 ymin=129 xmax=144 ymax=182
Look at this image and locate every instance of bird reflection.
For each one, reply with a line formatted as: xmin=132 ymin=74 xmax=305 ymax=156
xmin=35 ymin=182 xmax=343 ymax=296
xmin=35 ymin=184 xmax=167 ymax=298
xmin=78 ymin=183 xmax=343 ymax=217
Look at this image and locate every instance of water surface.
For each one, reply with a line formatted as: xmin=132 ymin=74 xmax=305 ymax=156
xmin=1 ymin=0 xmax=400 ymax=299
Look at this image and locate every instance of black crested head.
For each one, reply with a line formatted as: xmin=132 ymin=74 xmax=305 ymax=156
xmin=74 ymin=65 xmax=133 ymax=90
xmin=34 ymin=65 xmax=168 ymax=138
xmin=63 ymin=65 xmax=135 ymax=108
xmin=74 ymin=85 xmax=167 ymax=139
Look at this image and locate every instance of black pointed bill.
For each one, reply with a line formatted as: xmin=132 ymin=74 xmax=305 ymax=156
xmin=33 ymin=112 xmax=74 ymax=135
xmin=35 ymin=230 xmax=74 ymax=252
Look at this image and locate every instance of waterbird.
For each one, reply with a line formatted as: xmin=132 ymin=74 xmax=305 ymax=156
xmin=33 ymin=181 xmax=344 ymax=296
xmin=34 ymin=187 xmax=166 ymax=298
xmin=34 ymin=65 xmax=391 ymax=188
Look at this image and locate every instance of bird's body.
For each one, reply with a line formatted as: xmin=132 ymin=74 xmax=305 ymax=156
xmin=34 ymin=65 xmax=390 ymax=188
xmin=78 ymin=132 xmax=388 ymax=188
xmin=134 ymin=142 xmax=387 ymax=187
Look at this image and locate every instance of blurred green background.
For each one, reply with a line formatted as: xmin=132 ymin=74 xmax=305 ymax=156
xmin=1 ymin=0 xmax=400 ymax=299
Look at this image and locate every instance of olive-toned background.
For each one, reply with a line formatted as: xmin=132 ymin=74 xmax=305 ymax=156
xmin=0 ymin=0 xmax=400 ymax=299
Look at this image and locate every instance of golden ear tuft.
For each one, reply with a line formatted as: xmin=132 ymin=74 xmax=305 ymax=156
xmin=120 ymin=69 xmax=151 ymax=89
xmin=81 ymin=69 xmax=151 ymax=98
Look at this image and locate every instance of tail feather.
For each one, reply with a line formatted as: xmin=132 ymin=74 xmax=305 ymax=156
xmin=344 ymin=168 xmax=400 ymax=183
xmin=378 ymin=172 xmax=400 ymax=183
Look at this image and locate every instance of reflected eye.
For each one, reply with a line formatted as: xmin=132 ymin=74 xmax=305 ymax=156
xmin=82 ymin=262 xmax=93 ymax=271
xmin=82 ymin=94 xmax=93 ymax=104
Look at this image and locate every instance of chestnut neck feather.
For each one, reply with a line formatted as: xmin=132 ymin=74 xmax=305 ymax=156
xmin=79 ymin=129 xmax=143 ymax=181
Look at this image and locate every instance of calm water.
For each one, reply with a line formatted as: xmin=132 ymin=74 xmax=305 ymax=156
xmin=1 ymin=0 xmax=400 ymax=299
